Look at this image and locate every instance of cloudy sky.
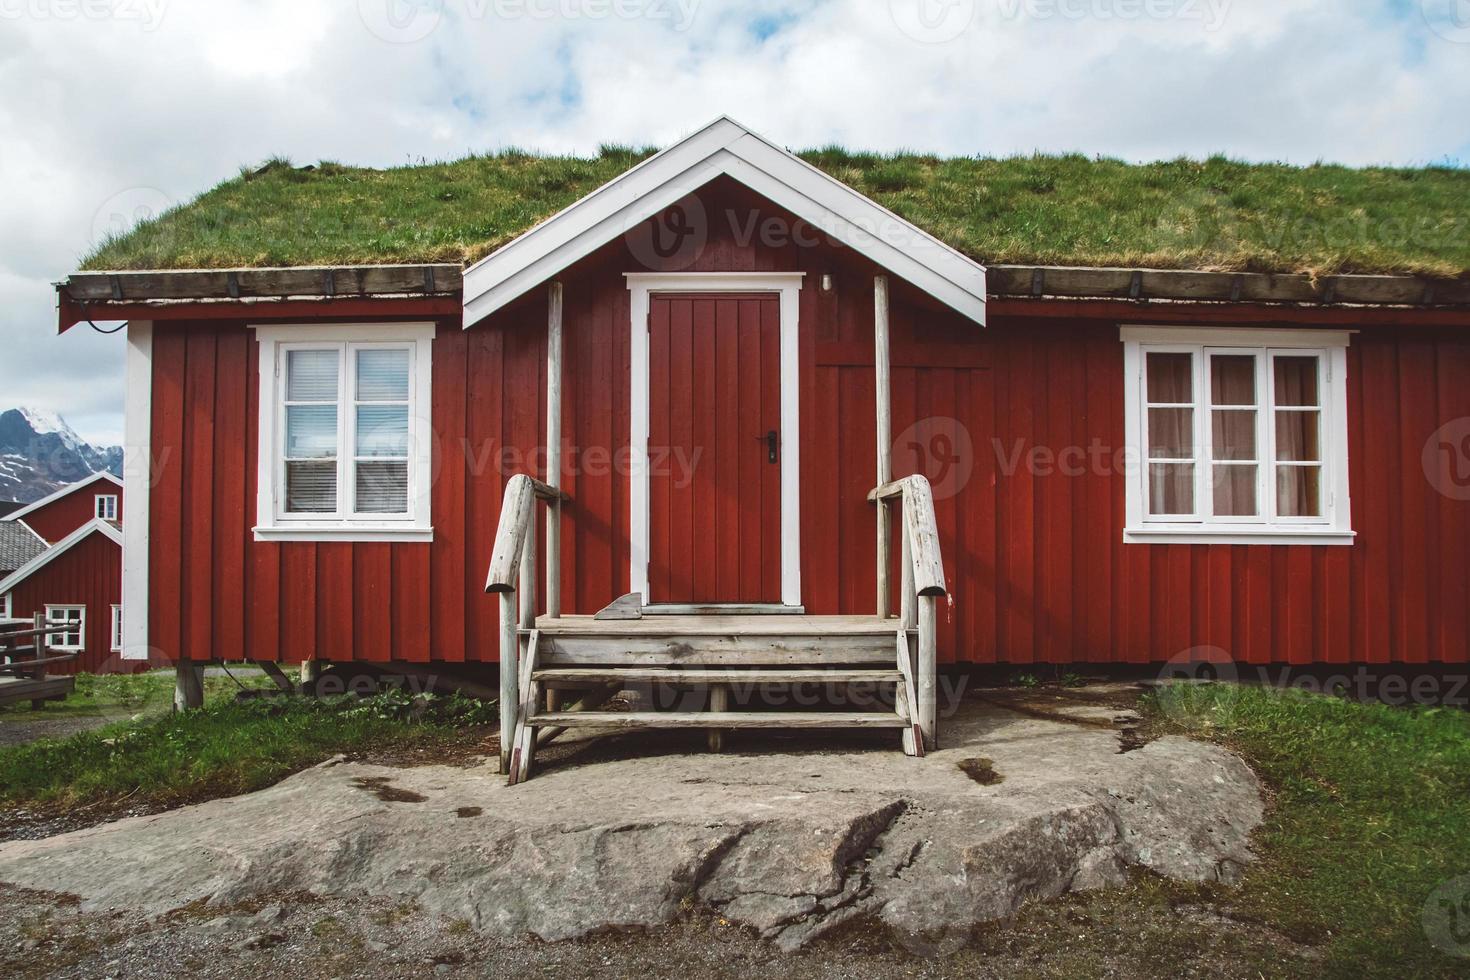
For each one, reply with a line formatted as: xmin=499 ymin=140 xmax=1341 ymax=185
xmin=2 ymin=0 xmax=1467 ymax=446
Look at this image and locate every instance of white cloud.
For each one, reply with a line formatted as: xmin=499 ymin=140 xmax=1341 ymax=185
xmin=0 ymin=0 xmax=1465 ymax=445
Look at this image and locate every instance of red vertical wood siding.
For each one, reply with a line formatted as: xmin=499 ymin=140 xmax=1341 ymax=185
xmin=8 ymin=531 xmax=129 ymax=675
xmin=19 ymin=481 xmax=122 ymax=544
xmin=143 ymin=182 xmax=1470 ymax=667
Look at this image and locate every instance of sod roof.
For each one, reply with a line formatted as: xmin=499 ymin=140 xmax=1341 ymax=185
xmin=81 ymin=147 xmax=1470 ymax=280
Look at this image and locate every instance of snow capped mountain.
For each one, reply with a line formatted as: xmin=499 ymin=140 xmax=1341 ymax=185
xmin=0 ymin=407 xmax=123 ymax=503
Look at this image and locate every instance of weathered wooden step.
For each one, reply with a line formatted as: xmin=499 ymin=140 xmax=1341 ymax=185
xmin=526 ymin=711 xmax=909 ymax=730
xmin=530 ymin=668 xmax=903 ymax=685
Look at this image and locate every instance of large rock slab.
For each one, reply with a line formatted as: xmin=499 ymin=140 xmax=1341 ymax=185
xmin=0 ymin=701 xmax=1262 ymax=952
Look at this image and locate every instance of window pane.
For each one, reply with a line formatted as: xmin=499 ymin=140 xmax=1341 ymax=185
xmin=1277 ymin=465 xmax=1322 ymax=517
xmin=1274 ymin=356 xmax=1319 ymax=407
xmin=286 ymin=405 xmax=338 ymax=459
xmin=1146 ymin=352 xmax=1192 ymax=403
xmin=357 ymin=349 xmax=410 ymax=401
xmin=286 ymin=460 xmax=337 ymax=513
xmin=287 ymin=349 xmax=339 ymax=401
xmin=1275 ymin=411 xmax=1321 ymax=462
xmin=356 ymin=461 xmax=408 ymax=513
xmin=1148 ymin=463 xmax=1194 ymax=515
xmin=1212 ymin=464 xmax=1258 ymax=517
xmin=1211 ymin=410 xmax=1257 ymax=461
xmin=1210 ymin=355 xmax=1256 ymax=406
xmin=356 ymin=405 xmax=409 ymax=457
xmin=1148 ymin=408 xmax=1193 ymax=458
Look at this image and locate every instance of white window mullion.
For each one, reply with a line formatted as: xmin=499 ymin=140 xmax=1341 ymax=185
xmin=341 ymin=342 xmax=355 ymax=522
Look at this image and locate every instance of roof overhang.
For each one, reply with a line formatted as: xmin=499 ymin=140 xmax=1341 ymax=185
xmin=0 ymin=518 xmax=121 ymax=595
xmin=461 ymin=116 xmax=989 ymax=328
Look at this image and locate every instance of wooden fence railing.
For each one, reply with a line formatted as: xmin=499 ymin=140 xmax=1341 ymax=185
xmin=870 ymin=474 xmax=946 ymax=748
xmin=0 ymin=614 xmax=82 ymax=678
xmin=485 ymin=473 xmax=568 ymax=774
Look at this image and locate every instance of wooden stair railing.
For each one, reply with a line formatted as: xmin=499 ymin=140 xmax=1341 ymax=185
xmin=485 ymin=473 xmax=567 ymax=776
xmin=869 ymin=474 xmax=947 ymax=750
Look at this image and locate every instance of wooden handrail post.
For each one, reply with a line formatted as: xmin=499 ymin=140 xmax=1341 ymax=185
xmin=918 ymin=594 xmax=937 ymax=749
xmin=899 ymin=506 xmax=915 ymax=629
xmin=874 ymin=275 xmax=892 ymax=618
xmin=546 ymin=281 xmax=563 ymax=618
xmin=498 ymin=592 xmax=517 ymax=774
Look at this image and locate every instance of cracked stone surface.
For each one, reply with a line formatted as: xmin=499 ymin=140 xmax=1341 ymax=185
xmin=0 ymin=700 xmax=1262 ymax=951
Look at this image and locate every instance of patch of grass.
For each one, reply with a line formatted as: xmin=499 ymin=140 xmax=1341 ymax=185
xmin=81 ymin=148 xmax=1470 ymax=278
xmin=0 ymin=667 xmax=276 ymax=721
xmin=0 ymin=691 xmax=493 ymax=810
xmin=1147 ymin=684 xmax=1470 ymax=977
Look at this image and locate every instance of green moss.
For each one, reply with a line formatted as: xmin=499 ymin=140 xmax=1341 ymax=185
xmin=80 ymin=148 xmax=1470 ymax=278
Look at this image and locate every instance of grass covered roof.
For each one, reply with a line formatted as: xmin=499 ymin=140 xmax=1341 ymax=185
xmin=82 ymin=147 xmax=1470 ymax=280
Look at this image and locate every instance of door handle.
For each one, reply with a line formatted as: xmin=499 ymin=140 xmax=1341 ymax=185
xmin=766 ymin=430 xmax=779 ymax=464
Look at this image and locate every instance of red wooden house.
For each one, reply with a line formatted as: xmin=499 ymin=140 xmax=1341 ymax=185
xmin=52 ymin=119 xmax=1470 ymax=776
xmin=0 ymin=473 xmax=127 ymax=674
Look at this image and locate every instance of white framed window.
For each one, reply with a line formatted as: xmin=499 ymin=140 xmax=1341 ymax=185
xmin=111 ymin=605 xmax=123 ymax=653
xmin=0 ymin=593 xmax=12 ymax=622
xmin=1122 ymin=327 xmax=1353 ymax=545
xmin=45 ymin=604 xmax=85 ymax=652
xmin=95 ymin=494 xmax=119 ymax=521
xmin=251 ymin=323 xmax=434 ymax=542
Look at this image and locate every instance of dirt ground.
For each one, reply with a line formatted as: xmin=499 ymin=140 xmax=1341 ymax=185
xmin=0 ymin=881 xmax=1317 ymax=980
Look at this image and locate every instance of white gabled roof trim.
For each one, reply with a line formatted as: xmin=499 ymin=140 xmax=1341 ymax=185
xmin=0 ymin=518 xmax=121 ymax=595
xmin=3 ymin=471 xmax=123 ymax=526
xmin=462 ymin=117 xmax=988 ymax=327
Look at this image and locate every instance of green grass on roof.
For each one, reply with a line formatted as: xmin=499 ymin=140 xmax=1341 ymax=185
xmin=82 ymin=147 xmax=1470 ymax=279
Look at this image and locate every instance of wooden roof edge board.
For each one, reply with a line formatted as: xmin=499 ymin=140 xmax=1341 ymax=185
xmin=59 ymin=264 xmax=464 ymax=302
xmin=987 ymin=265 xmax=1470 ymax=307
xmin=56 ymin=262 xmax=1470 ymax=309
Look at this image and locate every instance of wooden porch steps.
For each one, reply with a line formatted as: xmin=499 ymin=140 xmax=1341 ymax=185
xmin=529 ymin=710 xmax=909 ymax=730
xmin=531 ymin=667 xmax=904 ymax=686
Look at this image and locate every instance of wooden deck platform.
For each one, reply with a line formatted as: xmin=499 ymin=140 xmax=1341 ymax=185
xmin=0 ymin=674 xmax=75 ymax=709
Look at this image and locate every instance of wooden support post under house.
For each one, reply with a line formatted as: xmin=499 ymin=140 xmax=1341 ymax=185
xmin=174 ymin=662 xmax=204 ymax=711
xmin=874 ymin=275 xmax=892 ymax=619
xmin=546 ymin=281 xmax=564 ymax=618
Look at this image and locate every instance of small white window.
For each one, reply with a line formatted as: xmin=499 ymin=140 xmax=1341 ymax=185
xmin=95 ymin=494 xmax=119 ymax=521
xmin=0 ymin=593 xmax=11 ymax=621
xmin=45 ymin=605 xmax=85 ymax=652
xmin=252 ymin=323 xmax=434 ymax=542
xmin=1122 ymin=327 xmax=1353 ymax=545
xmin=111 ymin=605 xmax=123 ymax=653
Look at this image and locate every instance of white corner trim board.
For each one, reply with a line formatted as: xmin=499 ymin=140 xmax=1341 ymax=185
xmin=627 ymin=273 xmax=803 ymax=607
xmin=463 ymin=117 xmax=987 ymax=328
xmin=249 ymin=321 xmax=436 ymax=543
xmin=121 ymin=320 xmax=152 ymax=660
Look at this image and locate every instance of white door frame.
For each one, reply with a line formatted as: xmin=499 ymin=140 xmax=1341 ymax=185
xmin=626 ymin=272 xmax=804 ymax=607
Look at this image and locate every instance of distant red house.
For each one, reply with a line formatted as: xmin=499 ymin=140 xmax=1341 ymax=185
xmin=0 ymin=473 xmax=129 ymax=674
